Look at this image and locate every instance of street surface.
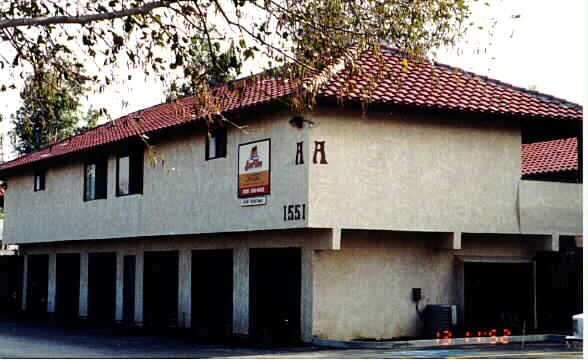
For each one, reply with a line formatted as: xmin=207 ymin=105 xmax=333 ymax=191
xmin=0 ymin=315 xmax=581 ymax=358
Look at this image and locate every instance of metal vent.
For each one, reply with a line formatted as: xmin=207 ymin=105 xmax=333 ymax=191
xmin=424 ymin=304 xmax=458 ymax=339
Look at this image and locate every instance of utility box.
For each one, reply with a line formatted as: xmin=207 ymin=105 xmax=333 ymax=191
xmin=424 ymin=304 xmax=458 ymax=339
xmin=566 ymin=314 xmax=583 ymax=342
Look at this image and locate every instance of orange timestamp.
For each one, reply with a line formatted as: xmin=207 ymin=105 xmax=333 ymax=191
xmin=435 ymin=328 xmax=512 ymax=345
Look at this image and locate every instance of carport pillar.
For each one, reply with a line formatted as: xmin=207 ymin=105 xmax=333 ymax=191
xmin=47 ymin=252 xmax=56 ymax=313
xmin=21 ymin=255 xmax=28 ymax=312
xmin=233 ymin=248 xmax=249 ymax=337
xmin=538 ymin=233 xmax=560 ymax=252
xmin=114 ymin=253 xmax=124 ymax=322
xmin=439 ymin=232 xmax=462 ymax=250
xmin=134 ymin=251 xmax=144 ymax=326
xmin=79 ymin=252 xmax=89 ymax=319
xmin=178 ymin=249 xmax=192 ymax=328
xmin=325 ymin=227 xmax=341 ymax=250
xmin=301 ymin=249 xmax=314 ymax=342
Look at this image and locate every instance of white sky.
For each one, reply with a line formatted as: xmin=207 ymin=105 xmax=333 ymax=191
xmin=0 ymin=0 xmax=585 ymax=160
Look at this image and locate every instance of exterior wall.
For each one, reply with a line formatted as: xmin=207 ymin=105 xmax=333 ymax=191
xmin=5 ymin=104 xmax=581 ymax=245
xmin=307 ymin=108 xmax=522 ymax=234
xmin=312 ymin=230 xmax=541 ymax=341
xmin=519 ymin=180 xmax=582 ymax=235
xmin=314 ymin=246 xmax=454 ymax=341
xmin=4 ymin=111 xmax=311 ymax=244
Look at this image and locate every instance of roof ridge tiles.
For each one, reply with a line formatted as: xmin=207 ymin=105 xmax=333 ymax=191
xmin=379 ymin=45 xmax=582 ymax=112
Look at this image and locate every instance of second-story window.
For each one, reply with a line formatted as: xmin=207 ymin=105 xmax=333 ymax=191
xmin=116 ymin=149 xmax=143 ymax=196
xmin=34 ymin=169 xmax=46 ymax=192
xmin=205 ymin=127 xmax=227 ymax=160
xmin=84 ymin=158 xmax=107 ymax=201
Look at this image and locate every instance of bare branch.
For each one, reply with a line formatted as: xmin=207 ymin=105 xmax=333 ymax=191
xmin=0 ymin=1 xmax=181 ymax=30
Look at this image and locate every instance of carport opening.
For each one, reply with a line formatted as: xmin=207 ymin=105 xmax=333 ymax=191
xmin=250 ymin=248 xmax=301 ymax=346
xmin=464 ymin=262 xmax=534 ymax=335
xmin=0 ymin=255 xmax=23 ymax=314
xmin=191 ymin=249 xmax=233 ymax=340
xmin=143 ymin=251 xmax=179 ymax=327
xmin=56 ymin=254 xmax=80 ymax=320
xmin=88 ymin=252 xmax=116 ymax=323
xmin=535 ymin=243 xmax=583 ymax=333
xmin=27 ymin=255 xmax=48 ymax=315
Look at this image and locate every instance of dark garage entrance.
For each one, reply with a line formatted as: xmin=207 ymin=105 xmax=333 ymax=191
xmin=250 ymin=248 xmax=301 ymax=345
xmin=464 ymin=262 xmax=534 ymax=335
xmin=88 ymin=252 xmax=116 ymax=323
xmin=143 ymin=251 xmax=178 ymax=327
xmin=535 ymin=244 xmax=583 ymax=333
xmin=191 ymin=249 xmax=233 ymax=340
xmin=0 ymin=255 xmax=23 ymax=314
xmin=26 ymin=254 xmax=48 ymax=314
xmin=56 ymin=253 xmax=80 ymax=320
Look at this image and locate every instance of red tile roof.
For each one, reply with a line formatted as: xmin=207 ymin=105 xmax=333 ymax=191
xmin=320 ymin=47 xmax=582 ymax=120
xmin=0 ymin=78 xmax=297 ymax=172
xmin=0 ymin=46 xmax=582 ymax=174
xmin=522 ymin=137 xmax=578 ymax=176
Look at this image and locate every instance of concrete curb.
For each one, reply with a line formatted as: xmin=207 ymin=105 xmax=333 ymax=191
xmin=312 ymin=334 xmax=567 ymax=349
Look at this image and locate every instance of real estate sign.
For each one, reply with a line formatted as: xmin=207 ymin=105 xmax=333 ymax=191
xmin=238 ymin=139 xmax=270 ymax=197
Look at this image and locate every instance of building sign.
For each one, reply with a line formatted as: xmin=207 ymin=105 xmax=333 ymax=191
xmin=240 ymin=196 xmax=267 ymax=206
xmin=238 ymin=139 xmax=270 ymax=197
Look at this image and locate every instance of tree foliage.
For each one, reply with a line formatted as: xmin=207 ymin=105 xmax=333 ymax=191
xmin=9 ymin=61 xmax=100 ymax=155
xmin=166 ymin=25 xmax=242 ymax=99
xmin=1 ymin=0 xmax=473 ymax=114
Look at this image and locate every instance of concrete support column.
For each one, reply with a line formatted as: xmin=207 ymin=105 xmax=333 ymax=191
xmin=538 ymin=233 xmax=560 ymax=252
xmin=178 ymin=248 xmax=192 ymax=328
xmin=79 ymin=252 xmax=89 ymax=319
xmin=115 ymin=253 xmax=124 ymax=322
xmin=134 ymin=251 xmax=144 ymax=326
xmin=21 ymin=255 xmax=28 ymax=312
xmin=439 ymin=232 xmax=462 ymax=250
xmin=301 ymin=249 xmax=314 ymax=342
xmin=47 ymin=252 xmax=56 ymax=313
xmin=533 ymin=261 xmax=538 ymax=329
xmin=574 ymin=235 xmax=582 ymax=248
xmin=327 ymin=228 xmax=341 ymax=250
xmin=233 ymin=248 xmax=249 ymax=336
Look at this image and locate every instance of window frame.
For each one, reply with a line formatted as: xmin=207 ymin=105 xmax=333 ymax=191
xmin=205 ymin=127 xmax=227 ymax=160
xmin=116 ymin=148 xmax=144 ymax=197
xmin=33 ymin=169 xmax=46 ymax=192
xmin=83 ymin=157 xmax=108 ymax=202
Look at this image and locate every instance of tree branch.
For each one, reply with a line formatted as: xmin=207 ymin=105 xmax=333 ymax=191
xmin=0 ymin=1 xmax=181 ymax=30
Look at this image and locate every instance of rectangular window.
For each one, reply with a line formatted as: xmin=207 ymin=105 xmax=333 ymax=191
xmin=205 ymin=127 xmax=227 ymax=160
xmin=116 ymin=149 xmax=143 ymax=196
xmin=84 ymin=158 xmax=107 ymax=201
xmin=34 ymin=169 xmax=46 ymax=192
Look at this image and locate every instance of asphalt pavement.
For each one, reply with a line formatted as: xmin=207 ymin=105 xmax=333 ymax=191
xmin=0 ymin=314 xmax=581 ymax=358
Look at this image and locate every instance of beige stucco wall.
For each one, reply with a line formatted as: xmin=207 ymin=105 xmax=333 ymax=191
xmin=518 ymin=180 xmax=582 ymax=235
xmin=307 ymin=108 xmax=523 ymax=234
xmin=4 ymin=105 xmax=581 ymax=245
xmin=4 ymin=111 xmax=311 ymax=244
xmin=312 ymin=230 xmax=541 ymax=341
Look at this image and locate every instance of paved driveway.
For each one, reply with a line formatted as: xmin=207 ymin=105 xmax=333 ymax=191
xmin=0 ymin=315 xmax=581 ymax=358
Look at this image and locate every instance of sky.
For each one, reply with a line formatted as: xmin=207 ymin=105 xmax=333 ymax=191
xmin=0 ymin=0 xmax=585 ymax=160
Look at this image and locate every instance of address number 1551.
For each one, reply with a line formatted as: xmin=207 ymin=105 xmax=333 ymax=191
xmin=283 ymin=204 xmax=306 ymax=221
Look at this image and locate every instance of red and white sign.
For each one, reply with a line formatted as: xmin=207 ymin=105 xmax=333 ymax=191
xmin=238 ymin=139 xmax=270 ymax=197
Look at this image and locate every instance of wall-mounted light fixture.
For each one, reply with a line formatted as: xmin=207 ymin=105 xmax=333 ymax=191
xmin=289 ymin=116 xmax=315 ymax=129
